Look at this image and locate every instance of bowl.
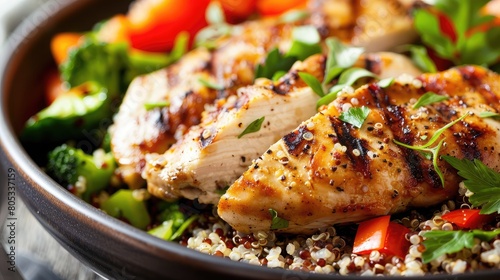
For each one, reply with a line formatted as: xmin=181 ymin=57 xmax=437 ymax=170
xmin=1 ymin=0 xmax=499 ymax=279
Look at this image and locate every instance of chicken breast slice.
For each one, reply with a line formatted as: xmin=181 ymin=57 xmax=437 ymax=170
xmin=144 ymin=52 xmax=422 ymax=204
xmin=218 ymin=65 xmax=500 ymax=234
xmin=110 ymin=0 xmax=418 ymax=189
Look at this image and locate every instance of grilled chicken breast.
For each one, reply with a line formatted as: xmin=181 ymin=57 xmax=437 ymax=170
xmin=144 ymin=52 xmax=421 ymax=204
xmin=110 ymin=0 xmax=417 ymax=189
xmin=218 ymin=65 xmax=500 ymax=234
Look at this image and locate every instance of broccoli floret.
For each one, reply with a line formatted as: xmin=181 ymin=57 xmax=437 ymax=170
xmin=100 ymin=189 xmax=151 ymax=230
xmin=46 ymin=144 xmax=116 ymax=202
xmin=148 ymin=201 xmax=198 ymax=241
xmin=21 ymin=82 xmax=111 ymax=143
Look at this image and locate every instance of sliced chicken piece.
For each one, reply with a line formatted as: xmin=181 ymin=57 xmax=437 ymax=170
xmin=144 ymin=52 xmax=422 ymax=204
xmin=110 ymin=0 xmax=418 ymax=189
xmin=218 ymin=65 xmax=500 ymax=234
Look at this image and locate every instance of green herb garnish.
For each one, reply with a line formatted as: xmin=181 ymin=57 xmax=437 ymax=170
xmin=298 ymin=72 xmax=325 ymax=97
xmin=414 ymin=0 xmax=500 ymax=66
xmin=394 ymin=113 xmax=469 ymax=186
xmin=238 ymin=116 xmax=265 ymax=138
xmin=442 ymin=156 xmax=500 ymax=214
xmin=316 ymin=68 xmax=377 ymax=109
xmin=422 ymin=229 xmax=500 ymax=263
xmin=378 ymin=77 xmax=395 ymax=88
xmin=198 ymin=77 xmax=224 ymax=90
xmin=269 ymin=209 xmax=289 ymax=230
xmin=479 ymin=111 xmax=500 ymax=119
xmin=287 ymin=25 xmax=322 ymax=61
xmin=339 ymin=106 xmax=371 ymax=129
xmin=413 ymin=92 xmax=449 ymax=109
xmin=407 ymin=44 xmax=438 ymax=73
xmin=323 ymin=38 xmax=364 ymax=84
xmin=144 ymin=101 xmax=170 ymax=111
xmin=255 ymin=48 xmax=297 ymax=80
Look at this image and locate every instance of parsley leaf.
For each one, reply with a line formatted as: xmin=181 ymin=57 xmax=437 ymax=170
xmin=413 ymin=92 xmax=450 ymax=109
xmin=414 ymin=0 xmax=500 ymax=66
xmin=442 ymin=156 xmax=500 ymax=214
xmin=378 ymin=77 xmax=395 ymax=88
xmin=287 ymin=25 xmax=322 ymax=61
xmin=316 ymin=68 xmax=377 ymax=109
xmin=255 ymin=48 xmax=297 ymax=80
xmin=422 ymin=229 xmax=500 ymax=263
xmin=407 ymin=45 xmax=437 ymax=73
xmin=269 ymin=209 xmax=289 ymax=230
xmin=298 ymin=72 xmax=325 ymax=97
xmin=324 ymin=38 xmax=364 ymax=84
xmin=255 ymin=26 xmax=321 ymax=80
xmin=238 ymin=116 xmax=265 ymax=139
xmin=339 ymin=106 xmax=371 ymax=129
xmin=394 ymin=113 xmax=469 ymax=186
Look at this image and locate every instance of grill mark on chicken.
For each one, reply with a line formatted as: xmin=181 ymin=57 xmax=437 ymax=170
xmin=330 ymin=117 xmax=372 ymax=178
xmin=283 ymin=125 xmax=312 ymax=156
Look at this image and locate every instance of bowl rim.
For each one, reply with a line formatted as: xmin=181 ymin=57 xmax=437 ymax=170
xmin=0 ymin=0 xmax=499 ymax=279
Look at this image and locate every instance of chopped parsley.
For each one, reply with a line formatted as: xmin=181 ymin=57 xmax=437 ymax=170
xmin=269 ymin=209 xmax=289 ymax=230
xmin=238 ymin=116 xmax=265 ymax=139
xmin=339 ymin=106 xmax=371 ymax=129
xmin=377 ymin=77 xmax=395 ymax=88
xmin=413 ymin=92 xmax=449 ymax=109
xmin=406 ymin=44 xmax=438 ymax=73
xmin=298 ymin=72 xmax=325 ymax=97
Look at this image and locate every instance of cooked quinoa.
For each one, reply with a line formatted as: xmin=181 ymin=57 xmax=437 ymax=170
xmin=178 ymin=182 xmax=500 ymax=276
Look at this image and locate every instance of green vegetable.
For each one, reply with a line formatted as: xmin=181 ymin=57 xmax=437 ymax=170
xmin=269 ymin=209 xmax=288 ymax=230
xmin=406 ymin=45 xmax=437 ymax=73
xmin=413 ymin=92 xmax=449 ymax=109
xmin=144 ymin=101 xmax=170 ymax=111
xmin=298 ymin=72 xmax=325 ymax=97
xmin=394 ymin=113 xmax=469 ymax=186
xmin=377 ymin=77 xmax=395 ymax=88
xmin=255 ymin=26 xmax=321 ymax=80
xmin=198 ymin=77 xmax=225 ymax=90
xmin=316 ymin=68 xmax=377 ymax=109
xmin=479 ymin=111 xmax=500 ymax=119
xmin=414 ymin=0 xmax=500 ymax=66
xmin=101 ymin=189 xmax=151 ymax=230
xmin=238 ymin=116 xmax=265 ymax=139
xmin=287 ymin=25 xmax=322 ymax=61
xmin=279 ymin=10 xmax=309 ymax=23
xmin=323 ymin=38 xmax=364 ymax=84
xmin=61 ymin=33 xmax=185 ymax=97
xmin=21 ymin=82 xmax=110 ymax=143
xmin=46 ymin=144 xmax=115 ymax=202
xmin=148 ymin=202 xmax=199 ymax=241
xmin=442 ymin=156 xmax=500 ymax=214
xmin=422 ymin=229 xmax=500 ymax=263
xmin=339 ymin=106 xmax=371 ymax=129
xmin=255 ymin=48 xmax=297 ymax=80
xmin=195 ymin=1 xmax=232 ymax=49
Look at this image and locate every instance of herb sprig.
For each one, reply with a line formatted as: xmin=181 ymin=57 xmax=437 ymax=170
xmin=442 ymin=156 xmax=500 ymax=214
xmin=394 ymin=113 xmax=469 ymax=186
xmin=414 ymin=0 xmax=500 ymax=66
xmin=238 ymin=116 xmax=265 ymax=139
xmin=269 ymin=209 xmax=289 ymax=230
xmin=422 ymin=229 xmax=500 ymax=263
xmin=413 ymin=92 xmax=449 ymax=109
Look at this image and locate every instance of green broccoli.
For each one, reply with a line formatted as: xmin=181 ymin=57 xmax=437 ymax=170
xmin=21 ymin=82 xmax=111 ymax=143
xmin=148 ymin=201 xmax=198 ymax=241
xmin=46 ymin=144 xmax=116 ymax=202
xmin=100 ymin=189 xmax=151 ymax=230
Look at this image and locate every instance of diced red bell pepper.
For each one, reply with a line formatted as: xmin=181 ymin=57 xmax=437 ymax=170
xmin=352 ymin=215 xmax=411 ymax=259
xmin=442 ymin=209 xmax=494 ymax=229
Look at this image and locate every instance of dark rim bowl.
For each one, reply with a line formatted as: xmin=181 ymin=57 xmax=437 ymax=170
xmin=1 ymin=0 xmax=499 ymax=279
